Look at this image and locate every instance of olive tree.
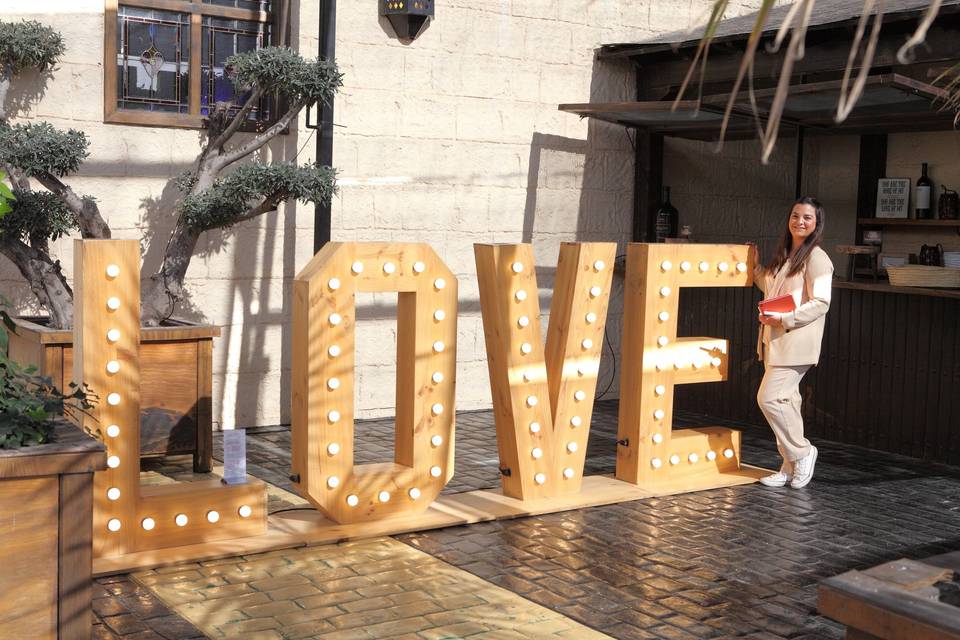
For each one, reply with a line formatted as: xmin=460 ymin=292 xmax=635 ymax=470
xmin=0 ymin=17 xmax=341 ymax=328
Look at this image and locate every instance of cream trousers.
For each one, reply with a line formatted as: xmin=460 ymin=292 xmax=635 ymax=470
xmin=757 ymin=363 xmax=812 ymax=464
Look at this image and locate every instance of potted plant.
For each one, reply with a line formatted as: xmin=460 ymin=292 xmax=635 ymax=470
xmin=0 ymin=13 xmax=340 ymax=469
xmin=0 ymin=297 xmax=106 ymax=639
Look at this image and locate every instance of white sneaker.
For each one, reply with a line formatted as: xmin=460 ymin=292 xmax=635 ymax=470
xmin=759 ymin=471 xmax=791 ymax=487
xmin=790 ymin=446 xmax=818 ymax=488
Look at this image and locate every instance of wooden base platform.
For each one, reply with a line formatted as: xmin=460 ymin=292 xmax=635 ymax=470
xmin=94 ymin=466 xmax=768 ymax=576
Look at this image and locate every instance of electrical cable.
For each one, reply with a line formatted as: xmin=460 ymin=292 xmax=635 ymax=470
xmin=595 ymin=253 xmax=627 ymax=400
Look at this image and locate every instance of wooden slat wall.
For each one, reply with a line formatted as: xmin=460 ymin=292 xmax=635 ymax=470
xmin=675 ymin=286 xmax=960 ymax=465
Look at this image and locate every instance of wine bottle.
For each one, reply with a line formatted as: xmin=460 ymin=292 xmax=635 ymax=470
xmin=916 ymin=162 xmax=932 ymax=219
xmin=654 ymin=187 xmax=678 ymax=243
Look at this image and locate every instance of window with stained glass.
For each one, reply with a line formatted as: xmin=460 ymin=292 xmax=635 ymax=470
xmin=105 ymin=0 xmax=274 ymax=128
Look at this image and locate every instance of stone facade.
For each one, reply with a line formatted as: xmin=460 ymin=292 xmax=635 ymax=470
xmin=2 ymin=0 xmax=767 ymax=426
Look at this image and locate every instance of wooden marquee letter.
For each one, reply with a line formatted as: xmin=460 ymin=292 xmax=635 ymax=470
xmin=292 ymin=243 xmax=457 ymax=523
xmin=74 ymin=240 xmax=266 ymax=560
xmin=616 ymin=243 xmax=755 ymax=491
xmin=475 ymin=242 xmax=616 ymax=499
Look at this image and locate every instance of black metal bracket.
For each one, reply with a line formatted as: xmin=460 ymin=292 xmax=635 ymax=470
xmin=499 ymin=467 xmax=512 ymax=477
xmin=616 ymin=438 xmax=629 ymax=447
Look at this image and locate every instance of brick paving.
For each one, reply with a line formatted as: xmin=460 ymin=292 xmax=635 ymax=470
xmin=133 ymin=538 xmax=610 ymax=639
xmin=98 ymin=401 xmax=960 ymax=638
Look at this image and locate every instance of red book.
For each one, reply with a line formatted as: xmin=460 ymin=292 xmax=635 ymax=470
xmin=759 ymin=294 xmax=796 ymax=315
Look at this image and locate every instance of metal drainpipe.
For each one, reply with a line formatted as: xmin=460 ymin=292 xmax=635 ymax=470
xmin=314 ymin=0 xmax=336 ymax=252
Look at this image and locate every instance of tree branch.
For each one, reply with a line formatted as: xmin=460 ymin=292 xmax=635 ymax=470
xmin=0 ymin=66 xmax=11 ymax=121
xmin=209 ymin=87 xmax=265 ymax=153
xmin=32 ymin=171 xmax=111 ymax=239
xmin=230 ymin=196 xmax=279 ymax=226
xmin=216 ymin=100 xmax=306 ymax=170
xmin=0 ymin=234 xmax=73 ymax=328
xmin=2 ymin=163 xmax=31 ymax=191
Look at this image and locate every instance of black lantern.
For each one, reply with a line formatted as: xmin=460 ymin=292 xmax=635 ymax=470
xmin=380 ymin=0 xmax=434 ymax=41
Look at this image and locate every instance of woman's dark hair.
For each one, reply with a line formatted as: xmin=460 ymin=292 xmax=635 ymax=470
xmin=765 ymin=196 xmax=825 ymax=277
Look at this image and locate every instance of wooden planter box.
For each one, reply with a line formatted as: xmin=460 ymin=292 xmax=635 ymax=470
xmin=0 ymin=422 xmax=106 ymax=639
xmin=7 ymin=318 xmax=220 ymax=472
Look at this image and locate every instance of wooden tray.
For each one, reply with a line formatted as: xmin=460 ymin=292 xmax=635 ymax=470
xmin=887 ymin=265 xmax=960 ymax=288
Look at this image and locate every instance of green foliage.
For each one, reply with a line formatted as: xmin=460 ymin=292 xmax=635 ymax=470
xmin=0 ymin=189 xmax=77 ymax=243
xmin=0 ymin=121 xmax=90 ymax=178
xmin=0 ymin=172 xmax=15 ymax=219
xmin=180 ymin=161 xmax=337 ymax=230
xmin=0 ymin=20 xmax=65 ymax=74
xmin=228 ymin=46 xmax=342 ymax=106
xmin=0 ymin=297 xmax=95 ymax=449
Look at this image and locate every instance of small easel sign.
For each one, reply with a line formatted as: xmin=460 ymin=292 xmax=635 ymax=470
xmin=876 ymin=178 xmax=911 ymax=218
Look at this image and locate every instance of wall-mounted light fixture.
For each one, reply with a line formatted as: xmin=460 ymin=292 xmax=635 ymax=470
xmin=380 ymin=0 xmax=434 ymax=41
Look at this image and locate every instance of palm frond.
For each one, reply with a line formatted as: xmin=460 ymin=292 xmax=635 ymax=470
xmin=836 ymin=0 xmax=884 ymax=122
xmin=897 ymin=0 xmax=942 ymax=63
xmin=672 ymin=0 xmax=730 ymax=111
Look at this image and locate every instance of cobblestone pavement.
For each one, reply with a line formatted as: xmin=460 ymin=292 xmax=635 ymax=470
xmin=133 ymin=538 xmax=611 ymax=640
xmin=100 ymin=402 xmax=960 ymax=639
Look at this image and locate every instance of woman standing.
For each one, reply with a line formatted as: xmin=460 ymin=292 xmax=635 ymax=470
xmin=753 ymin=196 xmax=833 ymax=489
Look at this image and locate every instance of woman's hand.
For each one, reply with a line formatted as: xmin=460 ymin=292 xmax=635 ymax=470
xmin=758 ymin=311 xmax=783 ymax=328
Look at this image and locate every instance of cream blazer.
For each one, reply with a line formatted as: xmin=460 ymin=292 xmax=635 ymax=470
xmin=755 ymin=246 xmax=834 ymax=366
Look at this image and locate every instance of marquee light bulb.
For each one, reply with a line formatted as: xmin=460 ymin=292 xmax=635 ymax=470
xmin=521 ymin=343 xmax=533 ymax=354
xmin=699 ymin=261 xmax=709 ymax=272
xmin=328 ymin=313 xmax=342 ymax=326
xmin=707 ymin=450 xmax=717 ymax=461
xmin=689 ymin=453 xmax=699 ymax=463
xmin=529 ymin=422 xmax=541 ymax=433
xmin=518 ymin=315 xmax=529 ymax=328
xmin=105 ymin=264 xmax=120 ymax=278
xmin=711 ymin=357 xmax=722 ymax=367
xmin=107 ymin=487 xmax=120 ymax=501
xmin=654 ymin=409 xmax=665 ymax=420
xmin=563 ymin=468 xmax=575 ymax=479
xmin=675 ymin=359 xmax=688 ymax=370
xmin=107 ymin=455 xmax=120 ymax=468
xmin=107 ymin=329 xmax=120 ymax=343
xmin=327 ymin=378 xmax=340 ymax=391
xmin=106 ymin=360 xmax=120 ymax=374
xmin=346 ymin=495 xmax=359 ymax=507
xmin=432 ymin=371 xmax=444 ymax=384
xmin=532 ymin=447 xmax=543 ymax=459
xmin=718 ymin=262 xmax=729 ymax=272
xmin=351 ymin=261 xmax=364 ymax=274
xmin=589 ymin=286 xmax=601 ymax=298
xmin=526 ymin=395 xmax=537 ymax=407
xmin=434 ymin=309 xmax=446 ymax=321
xmin=652 ymin=433 xmax=663 ymax=444
xmin=106 ymin=424 xmax=120 ymax=438
xmin=680 ymin=261 xmax=691 ymax=272
xmin=328 ymin=277 xmax=341 ymax=290
xmin=409 ymin=487 xmax=421 ymax=500
xmin=574 ymin=390 xmax=586 ymax=401
xmin=651 ymin=458 xmax=663 ymax=469
xmin=327 ymin=476 xmax=340 ymax=489
xmin=534 ymin=473 xmax=546 ymax=485
xmin=570 ymin=416 xmax=582 ymax=427
xmin=433 ymin=340 xmax=445 ymax=353
xmin=670 ymin=454 xmax=680 ymax=465
xmin=175 ymin=513 xmax=188 ymax=526
xmin=141 ymin=517 xmax=156 ymax=531
xmin=736 ymin=262 xmax=747 ymax=273
xmin=723 ymin=448 xmax=735 ymax=459
xmin=654 ymin=385 xmax=666 ymax=396
xmin=413 ymin=261 xmax=426 ymax=273
xmin=430 ymin=466 xmax=442 ymax=478
xmin=567 ymin=442 xmax=578 ymax=453
xmin=585 ymin=312 xmax=597 ymax=324
xmin=327 ymin=442 xmax=341 ymax=455
xmin=431 ymin=435 xmax=443 ymax=447
xmin=106 ymin=297 xmax=121 ymax=310
xmin=238 ymin=505 xmax=252 ymax=518
xmin=107 ymin=519 xmax=121 ymax=532
xmin=431 ymin=403 xmax=444 ymax=416
xmin=656 ymin=361 xmax=666 ymax=372
xmin=107 ymin=393 xmax=121 ymax=405
xmin=657 ymin=336 xmax=668 ymax=347
xmin=660 ymin=286 xmax=671 ymax=297
xmin=434 ymin=278 xmax=446 ymax=290
xmin=515 ymin=290 xmax=527 ymax=302
xmin=328 ymin=410 xmax=340 ymax=423
xmin=511 ymin=262 xmax=523 ymax=273
xmin=328 ymin=345 xmax=341 ymax=358
xmin=661 ymin=260 xmax=672 ymax=271
xmin=593 ymin=260 xmax=605 ymax=271
xmin=383 ymin=261 xmax=396 ymax=274
xmin=581 ymin=339 xmax=593 ymax=350
xmin=522 ymin=370 xmax=534 ymax=382
xmin=206 ymin=510 xmax=220 ymax=523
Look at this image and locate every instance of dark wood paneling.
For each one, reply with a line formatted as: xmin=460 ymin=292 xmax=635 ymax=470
xmin=675 ymin=286 xmax=960 ymax=465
